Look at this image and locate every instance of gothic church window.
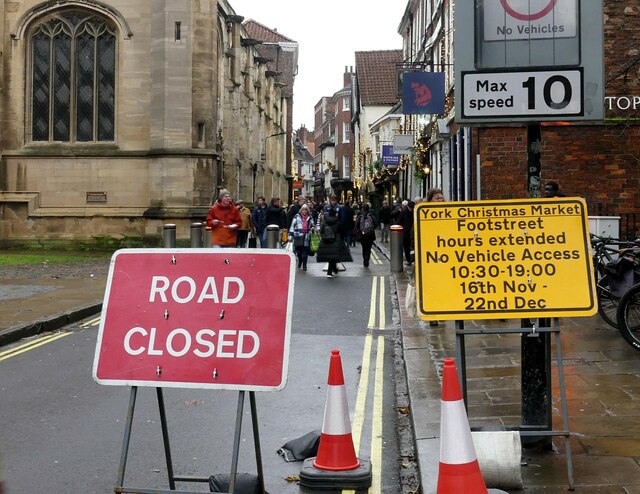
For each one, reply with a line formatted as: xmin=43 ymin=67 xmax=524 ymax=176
xmin=30 ymin=11 xmax=116 ymax=142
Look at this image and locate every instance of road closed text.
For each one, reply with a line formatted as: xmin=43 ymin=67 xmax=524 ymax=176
xmin=94 ymin=250 xmax=295 ymax=389
xmin=124 ymin=327 xmax=259 ymax=358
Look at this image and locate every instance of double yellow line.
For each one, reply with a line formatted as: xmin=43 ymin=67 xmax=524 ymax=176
xmin=80 ymin=316 xmax=101 ymax=329
xmin=345 ymin=275 xmax=387 ymax=493
xmin=0 ymin=331 xmax=71 ymax=362
xmin=370 ymin=250 xmax=383 ymax=265
xmin=367 ymin=275 xmax=386 ymax=329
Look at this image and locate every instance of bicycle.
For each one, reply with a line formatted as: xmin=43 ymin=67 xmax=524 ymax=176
xmin=591 ymin=234 xmax=640 ymax=328
xmin=616 ymin=282 xmax=640 ymax=351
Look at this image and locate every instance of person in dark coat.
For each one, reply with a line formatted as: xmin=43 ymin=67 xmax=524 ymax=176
xmin=378 ymin=200 xmax=392 ymax=242
xmin=356 ymin=203 xmax=377 ymax=267
xmin=287 ymin=195 xmax=307 ymax=228
xmin=265 ymin=197 xmax=287 ymax=239
xmin=390 ymin=198 xmax=402 ymax=225
xmin=316 ymin=206 xmax=352 ymax=278
xmin=339 ymin=199 xmax=355 ymax=247
xmin=251 ymin=196 xmax=268 ymax=247
xmin=398 ymin=200 xmax=415 ymax=264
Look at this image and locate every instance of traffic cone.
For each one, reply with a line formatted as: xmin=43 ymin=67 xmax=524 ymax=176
xmin=314 ymin=349 xmax=359 ymax=470
xmin=437 ymin=357 xmax=488 ymax=494
xmin=299 ymin=349 xmax=371 ymax=490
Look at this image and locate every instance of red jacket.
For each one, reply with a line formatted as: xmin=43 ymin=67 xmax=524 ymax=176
xmin=206 ymin=201 xmax=242 ymax=246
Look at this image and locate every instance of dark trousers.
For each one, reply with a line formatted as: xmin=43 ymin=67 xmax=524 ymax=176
xmin=328 ymin=260 xmax=338 ymax=274
xmin=236 ymin=230 xmax=249 ymax=248
xmin=295 ymin=245 xmax=310 ymax=268
xmin=403 ymin=232 xmax=412 ymax=263
xmin=360 ymin=233 xmax=375 ymax=267
xmin=343 ymin=230 xmax=353 ymax=247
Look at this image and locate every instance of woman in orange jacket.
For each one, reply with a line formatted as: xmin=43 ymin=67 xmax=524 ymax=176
xmin=205 ymin=189 xmax=242 ymax=247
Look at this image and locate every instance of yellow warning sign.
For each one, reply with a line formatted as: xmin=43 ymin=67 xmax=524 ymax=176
xmin=414 ymin=198 xmax=597 ymax=320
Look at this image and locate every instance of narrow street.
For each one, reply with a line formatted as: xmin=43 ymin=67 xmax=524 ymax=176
xmin=0 ymin=248 xmax=412 ymax=493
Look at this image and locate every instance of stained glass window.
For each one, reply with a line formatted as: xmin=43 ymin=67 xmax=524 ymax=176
xmin=30 ymin=12 xmax=116 ymax=142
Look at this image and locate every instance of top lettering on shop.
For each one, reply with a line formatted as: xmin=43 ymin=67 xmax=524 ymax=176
xmin=92 ymin=249 xmax=296 ymax=391
xmin=414 ymin=198 xmax=597 ymax=320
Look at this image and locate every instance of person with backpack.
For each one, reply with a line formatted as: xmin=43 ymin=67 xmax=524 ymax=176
xmin=356 ymin=203 xmax=377 ymax=268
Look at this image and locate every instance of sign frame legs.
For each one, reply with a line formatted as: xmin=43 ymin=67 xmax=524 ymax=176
xmin=114 ymin=387 xmax=266 ymax=494
xmin=454 ymin=318 xmax=574 ymax=490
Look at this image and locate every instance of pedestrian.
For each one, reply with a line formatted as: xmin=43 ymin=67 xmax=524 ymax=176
xmin=288 ymin=204 xmax=315 ymax=271
xmin=543 ymin=180 xmax=565 ymax=198
xmin=390 ymin=198 xmax=402 ymax=225
xmin=425 ymin=188 xmax=446 ymax=326
xmin=356 ymin=203 xmax=377 ymax=268
xmin=265 ymin=197 xmax=287 ymax=244
xmin=378 ymin=199 xmax=392 ymax=243
xmin=205 ymin=189 xmax=242 ymax=248
xmin=398 ymin=200 xmax=415 ymax=264
xmin=287 ymin=195 xmax=307 ymax=228
xmin=251 ymin=196 xmax=268 ymax=247
xmin=426 ymin=187 xmax=445 ymax=202
xmin=235 ymin=200 xmax=252 ymax=248
xmin=340 ymin=198 xmax=355 ymax=247
xmin=317 ymin=200 xmax=352 ymax=278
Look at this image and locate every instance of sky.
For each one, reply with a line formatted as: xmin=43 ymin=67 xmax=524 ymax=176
xmin=229 ymin=0 xmax=407 ymax=130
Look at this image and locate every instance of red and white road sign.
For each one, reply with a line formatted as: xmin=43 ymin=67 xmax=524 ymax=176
xmin=483 ymin=0 xmax=577 ymax=41
xmin=92 ymin=248 xmax=296 ymax=391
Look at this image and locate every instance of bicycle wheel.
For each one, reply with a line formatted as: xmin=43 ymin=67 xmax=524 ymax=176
xmin=616 ymin=283 xmax=640 ymax=351
xmin=596 ymin=275 xmax=619 ymax=329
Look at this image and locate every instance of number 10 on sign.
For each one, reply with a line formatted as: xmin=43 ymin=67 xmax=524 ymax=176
xmin=462 ymin=69 xmax=583 ymax=118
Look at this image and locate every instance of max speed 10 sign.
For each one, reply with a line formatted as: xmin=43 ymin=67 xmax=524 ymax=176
xmin=414 ymin=198 xmax=597 ymax=320
xmin=92 ymin=249 xmax=295 ymax=391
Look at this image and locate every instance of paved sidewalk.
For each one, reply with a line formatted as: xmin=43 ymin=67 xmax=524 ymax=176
xmin=2 ymin=247 xmax=640 ymax=493
xmin=0 ymin=267 xmax=107 ymax=345
xmin=375 ymin=241 xmax=640 ymax=494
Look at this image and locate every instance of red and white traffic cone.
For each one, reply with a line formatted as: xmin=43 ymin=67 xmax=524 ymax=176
xmin=299 ymin=349 xmax=372 ymax=490
xmin=437 ymin=357 xmax=488 ymax=494
xmin=314 ymin=349 xmax=359 ymax=470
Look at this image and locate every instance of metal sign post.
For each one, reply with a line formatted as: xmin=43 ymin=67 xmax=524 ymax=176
xmin=414 ymin=198 xmax=595 ymax=490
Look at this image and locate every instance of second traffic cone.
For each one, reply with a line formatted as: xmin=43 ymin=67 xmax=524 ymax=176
xmin=313 ymin=349 xmax=359 ymax=471
xmin=437 ymin=357 xmax=488 ymax=494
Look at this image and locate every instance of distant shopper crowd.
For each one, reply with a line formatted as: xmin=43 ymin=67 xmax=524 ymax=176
xmin=204 ymin=188 xmax=446 ymax=277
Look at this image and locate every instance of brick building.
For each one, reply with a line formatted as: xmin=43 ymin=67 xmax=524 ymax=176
xmin=393 ymin=1 xmax=640 ymax=237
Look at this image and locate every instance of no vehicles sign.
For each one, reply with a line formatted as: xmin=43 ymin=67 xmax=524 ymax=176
xmin=483 ymin=0 xmax=577 ymax=41
xmin=92 ymin=249 xmax=296 ymax=391
xmin=414 ymin=198 xmax=597 ymax=320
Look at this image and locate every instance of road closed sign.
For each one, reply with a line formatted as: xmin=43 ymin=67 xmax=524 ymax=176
xmin=414 ymin=198 xmax=597 ymax=320
xmin=93 ymin=249 xmax=296 ymax=391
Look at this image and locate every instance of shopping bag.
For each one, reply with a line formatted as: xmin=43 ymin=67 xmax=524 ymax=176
xmin=309 ymin=232 xmax=321 ymax=253
xmin=247 ymin=232 xmax=257 ymax=248
xmin=285 ymin=241 xmax=294 ymax=253
xmin=405 ymin=282 xmax=416 ymax=318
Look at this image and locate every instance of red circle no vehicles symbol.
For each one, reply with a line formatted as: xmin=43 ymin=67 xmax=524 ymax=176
xmin=500 ymin=0 xmax=558 ymax=21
